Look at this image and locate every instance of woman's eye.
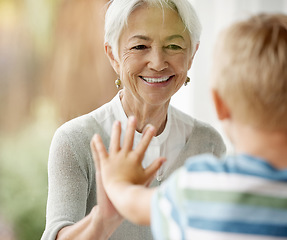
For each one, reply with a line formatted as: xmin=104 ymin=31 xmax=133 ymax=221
xmin=166 ymin=44 xmax=182 ymax=50
xmin=132 ymin=45 xmax=147 ymax=50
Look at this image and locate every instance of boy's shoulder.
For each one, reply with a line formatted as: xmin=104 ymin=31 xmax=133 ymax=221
xmin=184 ymin=154 xmax=287 ymax=182
xmin=184 ymin=154 xmax=224 ymax=172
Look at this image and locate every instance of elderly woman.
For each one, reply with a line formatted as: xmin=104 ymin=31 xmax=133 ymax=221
xmin=41 ymin=0 xmax=226 ymax=239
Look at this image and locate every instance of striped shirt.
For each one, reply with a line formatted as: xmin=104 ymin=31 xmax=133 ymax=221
xmin=151 ymin=154 xmax=287 ymax=240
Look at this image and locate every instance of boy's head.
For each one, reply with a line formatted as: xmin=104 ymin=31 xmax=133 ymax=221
xmin=211 ymin=13 xmax=287 ymax=131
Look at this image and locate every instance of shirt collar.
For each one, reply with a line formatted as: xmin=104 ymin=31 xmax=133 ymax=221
xmin=111 ymin=90 xmax=171 ymax=146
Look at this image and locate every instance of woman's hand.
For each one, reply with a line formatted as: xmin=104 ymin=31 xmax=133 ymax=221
xmin=56 ymin=143 xmax=123 ymax=240
xmin=91 ymin=140 xmax=123 ymax=238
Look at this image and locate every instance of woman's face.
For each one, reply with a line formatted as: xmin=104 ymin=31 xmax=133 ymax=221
xmin=111 ymin=4 xmax=194 ymax=106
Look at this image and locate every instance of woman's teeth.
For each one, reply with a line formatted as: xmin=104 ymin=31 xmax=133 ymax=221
xmin=141 ymin=76 xmax=170 ymax=83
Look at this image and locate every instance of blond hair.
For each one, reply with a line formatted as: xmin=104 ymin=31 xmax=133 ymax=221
xmin=211 ymin=13 xmax=287 ymax=131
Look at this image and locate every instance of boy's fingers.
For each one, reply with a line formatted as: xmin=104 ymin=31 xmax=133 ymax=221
xmin=109 ymin=121 xmax=121 ymax=154
xmin=91 ymin=138 xmax=101 ymax=170
xmin=122 ymin=116 xmax=137 ymax=151
xmin=145 ymin=157 xmax=166 ymax=179
xmin=142 ymin=124 xmax=154 ymax=136
xmin=91 ymin=137 xmax=103 ymax=186
xmin=92 ymin=134 xmax=109 ymax=161
xmin=135 ymin=125 xmax=156 ymax=160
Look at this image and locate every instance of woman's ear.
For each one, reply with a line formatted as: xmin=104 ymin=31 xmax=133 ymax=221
xmin=188 ymin=42 xmax=200 ymax=69
xmin=104 ymin=43 xmax=120 ymax=74
xmin=211 ymin=89 xmax=231 ymax=120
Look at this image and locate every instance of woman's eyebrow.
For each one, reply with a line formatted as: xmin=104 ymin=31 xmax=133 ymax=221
xmin=165 ymin=34 xmax=185 ymax=41
xmin=129 ymin=35 xmax=151 ymax=41
xmin=128 ymin=34 xmax=185 ymax=42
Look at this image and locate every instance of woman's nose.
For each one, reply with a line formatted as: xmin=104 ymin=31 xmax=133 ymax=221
xmin=147 ymin=48 xmax=168 ymax=71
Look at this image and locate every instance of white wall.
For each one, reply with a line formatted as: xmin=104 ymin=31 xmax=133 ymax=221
xmin=171 ymin=0 xmax=287 ymax=152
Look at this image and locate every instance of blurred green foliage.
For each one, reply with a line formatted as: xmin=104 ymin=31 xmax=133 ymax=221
xmin=0 ymin=0 xmax=59 ymax=238
xmin=0 ymin=0 xmax=115 ymax=238
xmin=0 ymin=0 xmax=58 ymax=237
xmin=0 ymin=99 xmax=58 ymax=240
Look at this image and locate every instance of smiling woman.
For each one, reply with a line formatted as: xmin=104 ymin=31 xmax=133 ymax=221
xmin=41 ymin=1 xmax=226 ymax=240
xmin=105 ymin=4 xmax=195 ymax=133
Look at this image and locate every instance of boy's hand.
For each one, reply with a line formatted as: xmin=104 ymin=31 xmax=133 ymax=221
xmin=92 ymin=116 xmax=166 ymax=190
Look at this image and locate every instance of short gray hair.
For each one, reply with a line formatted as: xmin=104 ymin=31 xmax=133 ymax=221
xmin=105 ymin=0 xmax=202 ymax=60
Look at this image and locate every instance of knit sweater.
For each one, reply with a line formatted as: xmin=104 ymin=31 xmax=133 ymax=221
xmin=41 ymin=94 xmax=226 ymax=240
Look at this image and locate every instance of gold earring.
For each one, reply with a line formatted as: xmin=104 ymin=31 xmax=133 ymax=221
xmin=115 ymin=78 xmax=121 ymax=89
xmin=184 ymin=76 xmax=190 ymax=86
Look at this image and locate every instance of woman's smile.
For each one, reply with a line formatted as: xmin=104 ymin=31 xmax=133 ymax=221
xmin=139 ymin=75 xmax=174 ymax=84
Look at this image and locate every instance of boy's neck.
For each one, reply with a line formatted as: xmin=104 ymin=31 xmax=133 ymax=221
xmin=231 ymin=123 xmax=287 ymax=169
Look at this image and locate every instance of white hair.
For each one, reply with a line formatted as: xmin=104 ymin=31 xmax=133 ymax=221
xmin=104 ymin=0 xmax=202 ymax=60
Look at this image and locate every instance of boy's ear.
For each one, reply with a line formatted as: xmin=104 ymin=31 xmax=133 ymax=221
xmin=104 ymin=43 xmax=120 ymax=74
xmin=211 ymin=89 xmax=231 ymax=120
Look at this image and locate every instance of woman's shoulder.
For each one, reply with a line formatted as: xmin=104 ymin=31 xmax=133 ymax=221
xmin=53 ymin=110 xmax=111 ymax=153
xmin=169 ymin=105 xmax=194 ymax=125
xmin=55 ymin=98 xmax=114 ymax=138
xmin=169 ymin=105 xmax=220 ymax=134
xmin=56 ymin=112 xmax=100 ymax=138
xmin=192 ymin=118 xmax=222 ymax=138
xmin=49 ymin=114 xmax=99 ymax=162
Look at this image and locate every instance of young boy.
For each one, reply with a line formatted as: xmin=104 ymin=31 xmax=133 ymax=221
xmin=91 ymin=13 xmax=287 ymax=239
